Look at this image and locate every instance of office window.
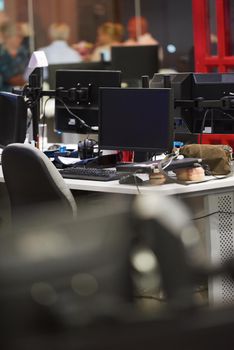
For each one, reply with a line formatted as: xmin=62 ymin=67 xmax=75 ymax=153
xmin=2 ymin=0 xmax=193 ymax=72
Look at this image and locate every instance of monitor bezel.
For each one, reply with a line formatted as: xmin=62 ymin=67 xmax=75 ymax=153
xmin=54 ymin=70 xmax=121 ymax=134
xmin=0 ymin=92 xmax=27 ymax=146
xmin=98 ymin=87 xmax=174 ymax=153
xmin=111 ymin=45 xmax=159 ymax=81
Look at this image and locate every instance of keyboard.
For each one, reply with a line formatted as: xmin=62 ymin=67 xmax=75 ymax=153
xmin=59 ymin=167 xmax=120 ymax=181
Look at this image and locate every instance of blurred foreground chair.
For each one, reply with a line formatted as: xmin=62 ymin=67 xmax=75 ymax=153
xmin=2 ymin=143 xmax=77 ymax=227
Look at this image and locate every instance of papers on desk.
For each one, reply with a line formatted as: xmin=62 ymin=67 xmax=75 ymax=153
xmin=58 ymin=156 xmax=80 ymax=166
xmin=137 ymin=173 xmax=150 ymax=181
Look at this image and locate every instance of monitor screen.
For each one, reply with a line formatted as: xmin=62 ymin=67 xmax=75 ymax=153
xmin=111 ymin=45 xmax=159 ymax=85
xmin=55 ymin=70 xmax=121 ymax=134
xmin=0 ymin=92 xmax=27 ymax=146
xmin=99 ymin=88 xmax=173 ymax=153
xmin=48 ymin=61 xmax=110 ymax=89
xmin=150 ymin=72 xmax=234 ymax=134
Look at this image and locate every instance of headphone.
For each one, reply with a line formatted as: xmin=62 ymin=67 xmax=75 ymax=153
xmin=78 ymin=138 xmax=97 ymax=159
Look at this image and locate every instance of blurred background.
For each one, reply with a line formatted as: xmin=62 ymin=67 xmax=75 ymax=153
xmin=1 ymin=0 xmax=194 ymax=72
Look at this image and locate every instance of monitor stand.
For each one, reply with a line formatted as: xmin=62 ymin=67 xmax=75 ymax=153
xmin=134 ymin=152 xmax=149 ymax=163
xmin=85 ymin=153 xmax=121 ymax=168
xmin=133 ymin=75 xmax=151 ymax=163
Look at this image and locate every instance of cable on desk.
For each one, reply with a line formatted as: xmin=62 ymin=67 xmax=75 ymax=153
xmin=158 ymin=155 xmax=232 ymax=186
xmin=55 ymin=97 xmax=95 ymax=133
xmin=192 ymin=211 xmax=234 ymax=221
xmin=200 ymin=109 xmax=211 ymax=144
xmin=42 ymin=97 xmax=52 ymax=123
xmin=200 ymin=108 xmax=234 ymax=144
xmin=158 ymin=154 xmax=190 ymax=186
xmin=23 ymin=83 xmax=42 ymax=110
xmin=133 ymin=172 xmax=142 ymax=195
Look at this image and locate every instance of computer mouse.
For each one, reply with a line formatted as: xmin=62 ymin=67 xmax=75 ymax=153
xmin=119 ymin=174 xmax=143 ymax=185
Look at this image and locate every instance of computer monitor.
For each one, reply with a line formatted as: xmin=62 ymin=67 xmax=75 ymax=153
xmin=0 ymin=92 xmax=27 ymax=146
xmin=150 ymin=72 xmax=234 ymax=134
xmin=55 ymin=70 xmax=121 ymax=134
xmin=99 ymin=88 xmax=173 ymax=154
xmin=48 ymin=61 xmax=110 ymax=89
xmin=111 ymin=45 xmax=159 ymax=86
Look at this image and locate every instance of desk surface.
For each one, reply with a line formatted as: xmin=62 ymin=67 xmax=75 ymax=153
xmin=64 ymin=175 xmax=234 ymax=197
xmin=0 ymin=166 xmax=232 ymax=197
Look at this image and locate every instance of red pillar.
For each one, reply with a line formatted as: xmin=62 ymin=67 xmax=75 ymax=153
xmin=192 ymin=0 xmax=234 ymax=72
xmin=192 ymin=0 xmax=210 ymax=72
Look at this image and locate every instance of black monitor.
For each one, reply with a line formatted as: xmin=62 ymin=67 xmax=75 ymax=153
xmin=111 ymin=45 xmax=159 ymax=86
xmin=0 ymin=92 xmax=27 ymax=146
xmin=99 ymin=88 xmax=173 ymax=154
xmin=48 ymin=61 xmax=110 ymax=89
xmin=150 ymin=72 xmax=234 ymax=134
xmin=55 ymin=70 xmax=121 ymax=134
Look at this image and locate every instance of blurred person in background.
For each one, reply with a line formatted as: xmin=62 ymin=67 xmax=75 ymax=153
xmin=72 ymin=40 xmax=93 ymax=62
xmin=124 ymin=16 xmax=163 ymax=62
xmin=91 ymin=22 xmax=124 ymax=62
xmin=125 ymin=16 xmax=158 ymax=46
xmin=39 ymin=23 xmax=81 ymax=65
xmin=39 ymin=23 xmax=82 ymax=144
xmin=0 ymin=11 xmax=9 ymax=46
xmin=18 ymin=22 xmax=34 ymax=58
xmin=0 ymin=22 xmax=28 ymax=92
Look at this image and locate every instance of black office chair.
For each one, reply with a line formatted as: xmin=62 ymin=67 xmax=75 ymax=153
xmin=2 ymin=143 xmax=77 ymax=227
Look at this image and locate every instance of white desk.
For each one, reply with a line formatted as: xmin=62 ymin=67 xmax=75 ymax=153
xmin=59 ymin=174 xmax=234 ymax=305
xmin=1 ymin=164 xmax=234 ymax=305
xmin=1 ymin=164 xmax=234 ymax=196
xmin=62 ymin=175 xmax=234 ymax=197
